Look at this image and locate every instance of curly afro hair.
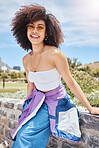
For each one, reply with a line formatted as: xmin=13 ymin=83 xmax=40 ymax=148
xmin=11 ymin=4 xmax=64 ymax=51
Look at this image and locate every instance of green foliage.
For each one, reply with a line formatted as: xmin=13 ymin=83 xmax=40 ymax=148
xmin=64 ymin=59 xmax=99 ymax=105
xmin=10 ymin=71 xmax=18 ymax=79
xmin=1 ymin=72 xmax=9 ymax=79
xmin=17 ymin=71 xmax=25 ymax=78
xmin=78 ymin=66 xmax=99 ymax=77
xmin=90 ymin=68 xmax=99 ymax=77
xmin=72 ymin=70 xmax=99 ymax=93
xmin=78 ymin=65 xmax=91 ymax=73
xmin=87 ymin=91 xmax=99 ymax=107
xmin=73 ymin=91 xmax=99 ymax=107
xmin=67 ymin=57 xmax=82 ymax=68
xmin=9 ymin=71 xmax=26 ymax=79
xmin=61 ymin=69 xmax=99 ymax=100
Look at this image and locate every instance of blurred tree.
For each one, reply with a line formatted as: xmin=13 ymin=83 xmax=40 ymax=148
xmin=10 ymin=71 xmax=18 ymax=79
xmin=67 ymin=57 xmax=82 ymax=68
xmin=91 ymin=68 xmax=99 ymax=77
xmin=17 ymin=71 xmax=25 ymax=78
xmin=1 ymin=72 xmax=9 ymax=79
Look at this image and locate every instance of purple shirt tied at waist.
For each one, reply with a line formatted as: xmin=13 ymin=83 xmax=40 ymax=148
xmin=11 ymin=82 xmax=81 ymax=143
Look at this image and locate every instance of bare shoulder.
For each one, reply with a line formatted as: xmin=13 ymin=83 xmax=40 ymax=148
xmin=46 ymin=46 xmax=66 ymax=61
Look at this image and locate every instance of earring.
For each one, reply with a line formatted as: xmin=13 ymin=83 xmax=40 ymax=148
xmin=45 ymin=35 xmax=48 ymax=41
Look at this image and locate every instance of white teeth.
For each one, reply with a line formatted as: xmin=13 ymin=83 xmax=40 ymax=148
xmin=31 ymin=35 xmax=39 ymax=38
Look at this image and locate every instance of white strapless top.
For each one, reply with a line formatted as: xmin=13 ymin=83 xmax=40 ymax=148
xmin=28 ymin=68 xmax=61 ymax=91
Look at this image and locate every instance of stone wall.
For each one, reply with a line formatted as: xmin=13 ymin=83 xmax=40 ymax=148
xmin=0 ymin=98 xmax=24 ymax=148
xmin=0 ymin=98 xmax=99 ymax=148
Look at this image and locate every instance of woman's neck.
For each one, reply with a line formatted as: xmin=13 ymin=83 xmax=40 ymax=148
xmin=32 ymin=43 xmax=45 ymax=54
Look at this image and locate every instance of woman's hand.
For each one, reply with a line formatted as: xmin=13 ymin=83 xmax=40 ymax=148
xmin=89 ymin=107 xmax=99 ymax=115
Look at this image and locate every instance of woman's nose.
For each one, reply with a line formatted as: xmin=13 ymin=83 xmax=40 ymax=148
xmin=32 ymin=27 xmax=38 ymax=33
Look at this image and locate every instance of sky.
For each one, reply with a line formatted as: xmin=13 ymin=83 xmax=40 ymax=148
xmin=0 ymin=0 xmax=99 ymax=71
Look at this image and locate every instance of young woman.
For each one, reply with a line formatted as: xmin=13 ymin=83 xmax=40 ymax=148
xmin=11 ymin=4 xmax=99 ymax=148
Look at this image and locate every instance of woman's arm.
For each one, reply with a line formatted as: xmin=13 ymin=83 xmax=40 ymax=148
xmin=53 ymin=49 xmax=99 ymax=115
xmin=22 ymin=56 xmax=34 ymax=97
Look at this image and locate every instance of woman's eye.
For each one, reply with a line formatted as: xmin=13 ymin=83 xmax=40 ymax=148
xmin=29 ymin=25 xmax=34 ymax=28
xmin=38 ymin=26 xmax=44 ymax=30
xmin=27 ymin=24 xmax=35 ymax=29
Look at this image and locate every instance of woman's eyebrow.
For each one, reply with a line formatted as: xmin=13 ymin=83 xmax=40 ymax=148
xmin=32 ymin=23 xmax=45 ymax=26
xmin=38 ymin=24 xmax=45 ymax=26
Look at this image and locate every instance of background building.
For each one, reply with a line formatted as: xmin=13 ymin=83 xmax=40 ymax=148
xmin=0 ymin=57 xmax=20 ymax=73
xmin=13 ymin=66 xmax=21 ymax=71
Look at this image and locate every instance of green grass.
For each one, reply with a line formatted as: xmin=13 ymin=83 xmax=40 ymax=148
xmin=0 ymin=82 xmax=27 ymax=93
xmin=0 ymin=88 xmax=21 ymax=93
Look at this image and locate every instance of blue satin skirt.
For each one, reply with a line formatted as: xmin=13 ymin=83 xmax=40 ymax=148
xmin=11 ymin=103 xmax=51 ymax=148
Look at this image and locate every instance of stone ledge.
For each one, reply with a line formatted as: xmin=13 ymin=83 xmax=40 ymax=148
xmin=79 ymin=112 xmax=99 ymax=131
xmin=0 ymin=98 xmax=99 ymax=148
xmin=46 ymin=134 xmax=91 ymax=148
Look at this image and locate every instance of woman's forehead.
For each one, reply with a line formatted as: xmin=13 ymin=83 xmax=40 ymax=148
xmin=31 ymin=20 xmax=45 ymax=25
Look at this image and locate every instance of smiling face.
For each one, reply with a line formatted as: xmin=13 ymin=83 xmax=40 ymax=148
xmin=27 ymin=20 xmax=46 ymax=46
